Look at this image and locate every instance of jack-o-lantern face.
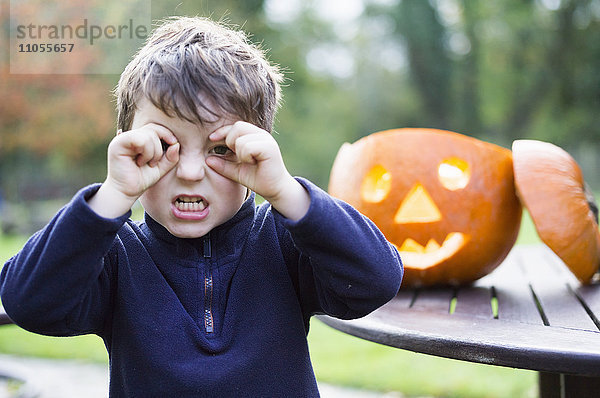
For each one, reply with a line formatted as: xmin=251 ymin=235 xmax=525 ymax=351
xmin=329 ymin=128 xmax=522 ymax=287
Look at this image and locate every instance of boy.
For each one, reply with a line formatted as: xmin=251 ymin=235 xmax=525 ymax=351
xmin=0 ymin=17 xmax=402 ymax=396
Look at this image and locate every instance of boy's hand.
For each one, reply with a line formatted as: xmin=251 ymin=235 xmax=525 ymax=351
xmin=88 ymin=124 xmax=179 ymax=218
xmin=206 ymin=121 xmax=310 ymax=221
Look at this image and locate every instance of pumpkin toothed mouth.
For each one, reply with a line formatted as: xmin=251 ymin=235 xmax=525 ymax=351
xmin=396 ymin=233 xmax=469 ymax=270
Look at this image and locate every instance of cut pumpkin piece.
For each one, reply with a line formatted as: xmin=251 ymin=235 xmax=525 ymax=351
xmin=512 ymin=139 xmax=600 ymax=283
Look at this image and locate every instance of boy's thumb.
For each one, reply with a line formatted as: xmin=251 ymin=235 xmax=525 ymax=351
xmin=206 ymin=156 xmax=239 ymax=183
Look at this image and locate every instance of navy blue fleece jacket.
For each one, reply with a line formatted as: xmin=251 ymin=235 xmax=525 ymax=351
xmin=0 ymin=178 xmax=402 ymax=397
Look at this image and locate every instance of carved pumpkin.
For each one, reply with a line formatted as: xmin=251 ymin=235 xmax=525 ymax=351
xmin=512 ymin=139 xmax=600 ymax=283
xmin=329 ymin=128 xmax=522 ymax=287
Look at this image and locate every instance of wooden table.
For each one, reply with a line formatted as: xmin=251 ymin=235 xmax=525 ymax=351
xmin=0 ymin=311 xmax=10 ymax=326
xmin=319 ymin=245 xmax=600 ymax=398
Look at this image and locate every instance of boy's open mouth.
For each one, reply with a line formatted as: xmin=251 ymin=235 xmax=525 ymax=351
xmin=174 ymin=196 xmax=207 ymax=212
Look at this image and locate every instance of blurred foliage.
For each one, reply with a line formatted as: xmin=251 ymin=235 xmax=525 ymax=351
xmin=1 ymin=0 xmax=599 ymax=205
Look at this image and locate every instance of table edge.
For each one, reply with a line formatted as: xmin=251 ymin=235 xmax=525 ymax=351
xmin=317 ymin=310 xmax=600 ymax=376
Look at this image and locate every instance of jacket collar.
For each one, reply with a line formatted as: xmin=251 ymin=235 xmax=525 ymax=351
xmin=142 ymin=192 xmax=257 ymax=259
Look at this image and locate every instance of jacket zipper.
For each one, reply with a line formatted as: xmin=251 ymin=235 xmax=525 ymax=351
xmin=203 ymin=234 xmax=214 ymax=333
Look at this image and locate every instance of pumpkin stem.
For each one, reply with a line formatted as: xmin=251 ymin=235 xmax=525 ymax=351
xmin=584 ymin=182 xmax=599 ymax=225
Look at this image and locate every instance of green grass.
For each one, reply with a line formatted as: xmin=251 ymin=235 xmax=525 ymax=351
xmin=0 ymin=210 xmax=544 ymax=397
xmin=516 ymin=209 xmax=543 ymax=245
xmin=0 ymin=235 xmax=28 ymax=262
xmin=0 ymin=325 xmax=108 ymax=363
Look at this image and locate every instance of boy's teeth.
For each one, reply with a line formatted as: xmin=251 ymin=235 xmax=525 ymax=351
xmin=177 ymin=197 xmax=203 ymax=203
xmin=175 ymin=197 xmax=206 ymax=211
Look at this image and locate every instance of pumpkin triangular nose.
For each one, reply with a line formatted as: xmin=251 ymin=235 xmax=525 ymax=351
xmin=394 ymin=183 xmax=442 ymax=223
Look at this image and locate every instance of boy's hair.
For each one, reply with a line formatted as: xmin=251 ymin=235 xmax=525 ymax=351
xmin=115 ymin=16 xmax=283 ymax=132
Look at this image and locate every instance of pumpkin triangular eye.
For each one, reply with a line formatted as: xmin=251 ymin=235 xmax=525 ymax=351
xmin=394 ymin=183 xmax=442 ymax=224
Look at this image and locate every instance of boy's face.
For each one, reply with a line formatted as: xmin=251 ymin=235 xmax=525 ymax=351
xmin=132 ymin=97 xmax=247 ymax=239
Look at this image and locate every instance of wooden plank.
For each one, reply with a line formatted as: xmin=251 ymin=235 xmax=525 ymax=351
xmin=553 ymin=249 xmax=600 ymax=331
xmin=395 ymin=288 xmax=416 ymax=309
xmin=572 ymin=283 xmax=600 ymax=331
xmin=518 ymin=246 xmax=598 ymax=331
xmin=409 ymin=287 xmax=454 ymax=313
xmin=574 ymin=282 xmax=600 ymax=313
xmin=477 ymin=250 xmax=543 ymax=325
xmin=453 ymin=286 xmax=493 ymax=319
xmin=475 ymin=248 xmax=525 ymax=287
xmin=376 ymin=291 xmax=414 ymax=316
xmin=540 ymin=246 xmax=599 ymax=331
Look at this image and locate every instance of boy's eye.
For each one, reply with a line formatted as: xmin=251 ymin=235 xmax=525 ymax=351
xmin=213 ymin=145 xmax=231 ymax=156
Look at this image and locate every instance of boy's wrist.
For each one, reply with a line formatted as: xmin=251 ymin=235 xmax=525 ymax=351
xmin=87 ymin=180 xmax=138 ymax=219
xmin=267 ymin=177 xmax=311 ymax=222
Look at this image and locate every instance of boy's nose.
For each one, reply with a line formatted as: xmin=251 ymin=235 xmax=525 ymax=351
xmin=176 ymin=154 xmax=206 ymax=181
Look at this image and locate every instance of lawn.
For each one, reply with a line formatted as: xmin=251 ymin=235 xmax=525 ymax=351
xmin=0 ymin=211 xmax=542 ymax=397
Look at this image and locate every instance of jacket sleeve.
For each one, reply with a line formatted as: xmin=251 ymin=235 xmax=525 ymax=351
xmin=0 ymin=184 xmax=130 ymax=336
xmin=275 ymin=178 xmax=403 ymax=320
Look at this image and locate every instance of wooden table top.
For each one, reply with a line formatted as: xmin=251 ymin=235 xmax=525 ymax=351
xmin=319 ymin=244 xmax=600 ymax=376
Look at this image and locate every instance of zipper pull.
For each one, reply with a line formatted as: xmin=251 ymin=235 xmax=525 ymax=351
xmin=204 ymin=276 xmax=214 ymax=333
xmin=203 ymin=234 xmax=211 ymax=258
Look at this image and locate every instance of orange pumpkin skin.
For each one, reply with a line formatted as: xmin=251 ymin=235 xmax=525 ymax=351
xmin=328 ymin=128 xmax=522 ymax=287
xmin=512 ymin=140 xmax=600 ymax=283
